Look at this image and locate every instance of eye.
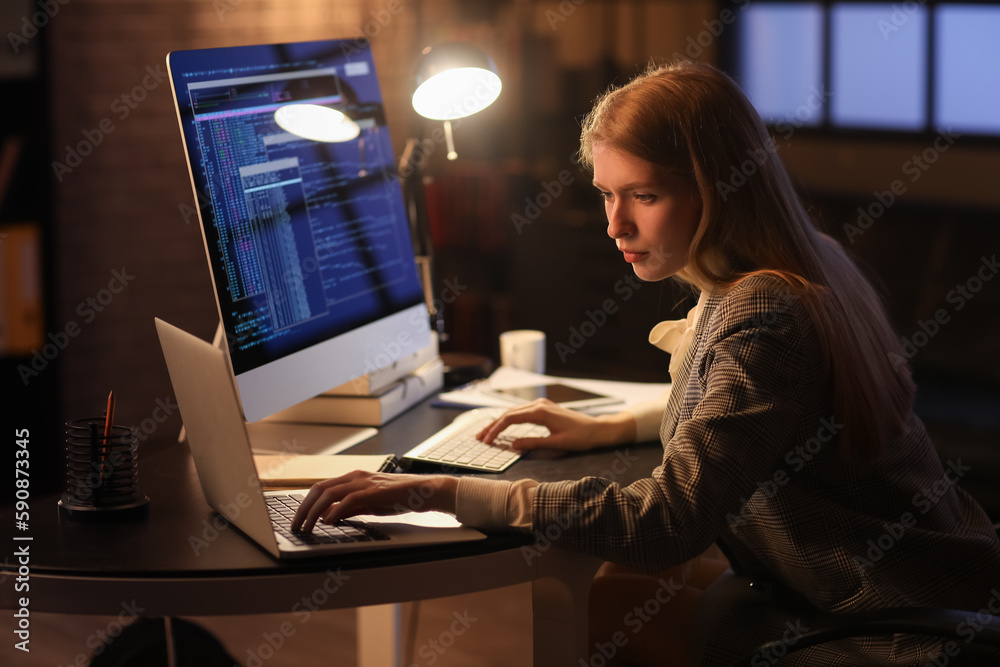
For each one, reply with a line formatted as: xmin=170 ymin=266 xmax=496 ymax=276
xmin=596 ymin=190 xmax=613 ymax=202
xmin=634 ymin=193 xmax=656 ymax=203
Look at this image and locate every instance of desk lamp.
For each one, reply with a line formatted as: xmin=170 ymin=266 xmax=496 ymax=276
xmin=400 ymin=42 xmax=502 ymax=356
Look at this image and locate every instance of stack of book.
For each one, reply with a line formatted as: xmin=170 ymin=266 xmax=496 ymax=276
xmin=262 ymin=337 xmax=443 ymax=427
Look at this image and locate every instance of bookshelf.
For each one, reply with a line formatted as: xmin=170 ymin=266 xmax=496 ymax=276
xmin=1 ymin=1 xmax=59 ymax=496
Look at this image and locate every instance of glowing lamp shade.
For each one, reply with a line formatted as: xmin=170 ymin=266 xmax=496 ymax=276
xmin=411 ymin=43 xmax=502 ymax=121
xmin=274 ymin=104 xmax=360 ymax=143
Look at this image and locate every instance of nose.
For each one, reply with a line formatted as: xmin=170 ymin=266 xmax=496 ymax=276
xmin=606 ymin=199 xmax=632 ymax=240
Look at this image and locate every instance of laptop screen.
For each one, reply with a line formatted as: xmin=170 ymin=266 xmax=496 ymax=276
xmin=168 ymin=39 xmax=425 ymax=379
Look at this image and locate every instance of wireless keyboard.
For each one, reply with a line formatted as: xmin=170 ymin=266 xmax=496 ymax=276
xmin=402 ymin=407 xmax=550 ymax=472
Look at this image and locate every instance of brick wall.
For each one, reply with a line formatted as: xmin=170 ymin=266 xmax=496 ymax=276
xmin=48 ymin=0 xmax=424 ymax=434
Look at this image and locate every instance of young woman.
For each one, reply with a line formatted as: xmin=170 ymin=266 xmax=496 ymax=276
xmin=293 ymin=62 xmax=1000 ymax=666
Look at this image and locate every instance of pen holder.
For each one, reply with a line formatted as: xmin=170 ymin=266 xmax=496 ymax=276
xmin=59 ymin=418 xmax=149 ymax=521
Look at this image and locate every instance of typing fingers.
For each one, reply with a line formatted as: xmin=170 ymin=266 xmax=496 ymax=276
xmin=508 ymin=435 xmax=552 ymax=452
xmin=291 ymin=473 xmax=363 ymax=533
xmin=319 ymin=489 xmax=374 ymax=525
xmin=291 ymin=472 xmax=454 ymax=533
xmin=476 ymin=399 xmax=554 ymax=444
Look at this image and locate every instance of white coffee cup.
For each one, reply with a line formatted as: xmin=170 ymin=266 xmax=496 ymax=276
xmin=499 ymin=330 xmax=546 ymax=374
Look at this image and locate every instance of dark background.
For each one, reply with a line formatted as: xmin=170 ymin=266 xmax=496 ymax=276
xmin=1 ymin=0 xmax=997 ymax=513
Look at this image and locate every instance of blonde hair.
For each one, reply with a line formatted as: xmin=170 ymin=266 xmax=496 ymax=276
xmin=579 ymin=61 xmax=914 ymax=460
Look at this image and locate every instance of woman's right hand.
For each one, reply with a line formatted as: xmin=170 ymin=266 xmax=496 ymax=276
xmin=475 ymin=398 xmax=636 ymax=452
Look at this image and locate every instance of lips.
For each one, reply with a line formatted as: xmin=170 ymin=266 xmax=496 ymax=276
xmin=621 ymin=251 xmax=648 ymax=263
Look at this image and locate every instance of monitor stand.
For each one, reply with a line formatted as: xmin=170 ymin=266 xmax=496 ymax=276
xmin=175 ymin=322 xmax=380 ymax=455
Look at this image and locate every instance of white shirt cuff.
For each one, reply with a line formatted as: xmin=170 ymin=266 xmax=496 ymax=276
xmin=623 ymin=393 xmax=670 ymax=443
xmin=455 ymin=476 xmax=538 ymax=531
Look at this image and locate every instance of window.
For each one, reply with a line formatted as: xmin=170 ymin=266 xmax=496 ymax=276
xmin=934 ymin=4 xmax=1000 ymax=134
xmin=725 ymin=1 xmax=1000 ymax=138
xmin=738 ymin=3 xmax=825 ymax=126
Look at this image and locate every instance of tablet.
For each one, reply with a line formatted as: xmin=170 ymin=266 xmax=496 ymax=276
xmin=486 ymin=383 xmax=623 ymax=410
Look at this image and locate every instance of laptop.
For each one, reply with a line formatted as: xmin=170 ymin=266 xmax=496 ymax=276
xmin=155 ymin=317 xmax=487 ymax=559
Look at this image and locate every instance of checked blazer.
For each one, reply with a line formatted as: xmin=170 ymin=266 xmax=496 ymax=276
xmin=533 ymin=274 xmax=1000 ymax=665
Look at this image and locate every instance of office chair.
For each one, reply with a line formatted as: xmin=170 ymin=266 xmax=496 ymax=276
xmin=727 ymin=605 xmax=1000 ymax=666
xmin=726 ymin=526 xmax=1000 ymax=667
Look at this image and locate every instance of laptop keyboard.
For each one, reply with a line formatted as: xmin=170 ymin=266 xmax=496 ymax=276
xmin=404 ymin=408 xmax=550 ymax=472
xmin=267 ymin=492 xmax=390 ymax=547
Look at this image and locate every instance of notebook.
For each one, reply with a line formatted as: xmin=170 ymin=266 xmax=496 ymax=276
xmin=252 ymin=453 xmax=399 ymax=489
xmin=154 ymin=317 xmax=487 ymax=559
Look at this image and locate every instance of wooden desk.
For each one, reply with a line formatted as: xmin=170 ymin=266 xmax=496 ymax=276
xmin=1 ymin=396 xmax=662 ymax=665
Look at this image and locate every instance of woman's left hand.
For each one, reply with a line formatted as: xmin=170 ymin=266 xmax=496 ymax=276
xmin=290 ymin=471 xmax=458 ymax=533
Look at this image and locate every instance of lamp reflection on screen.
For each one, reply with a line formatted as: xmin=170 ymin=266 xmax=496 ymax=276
xmin=270 ymin=42 xmax=501 ymax=375
xmin=273 ymin=104 xmax=361 ymax=143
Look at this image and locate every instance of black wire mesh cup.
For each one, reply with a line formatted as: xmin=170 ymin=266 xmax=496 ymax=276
xmin=58 ymin=418 xmax=149 ymax=521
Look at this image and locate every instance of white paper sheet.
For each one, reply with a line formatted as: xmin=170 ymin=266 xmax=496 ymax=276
xmin=436 ymin=366 xmax=669 ymax=414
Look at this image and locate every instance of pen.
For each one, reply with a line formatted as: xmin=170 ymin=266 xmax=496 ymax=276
xmin=101 ymin=390 xmax=115 ymax=487
xmin=104 ymin=390 xmax=115 ymax=439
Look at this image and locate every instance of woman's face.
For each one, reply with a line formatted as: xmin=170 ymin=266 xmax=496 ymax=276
xmin=592 ymin=143 xmax=702 ymax=283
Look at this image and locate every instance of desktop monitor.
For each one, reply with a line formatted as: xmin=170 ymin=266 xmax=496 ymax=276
xmin=167 ymin=39 xmax=430 ymax=422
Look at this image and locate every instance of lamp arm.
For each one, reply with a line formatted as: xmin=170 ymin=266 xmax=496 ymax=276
xmin=399 ymin=137 xmax=444 ymax=338
xmin=399 ymin=137 xmax=434 ymax=259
